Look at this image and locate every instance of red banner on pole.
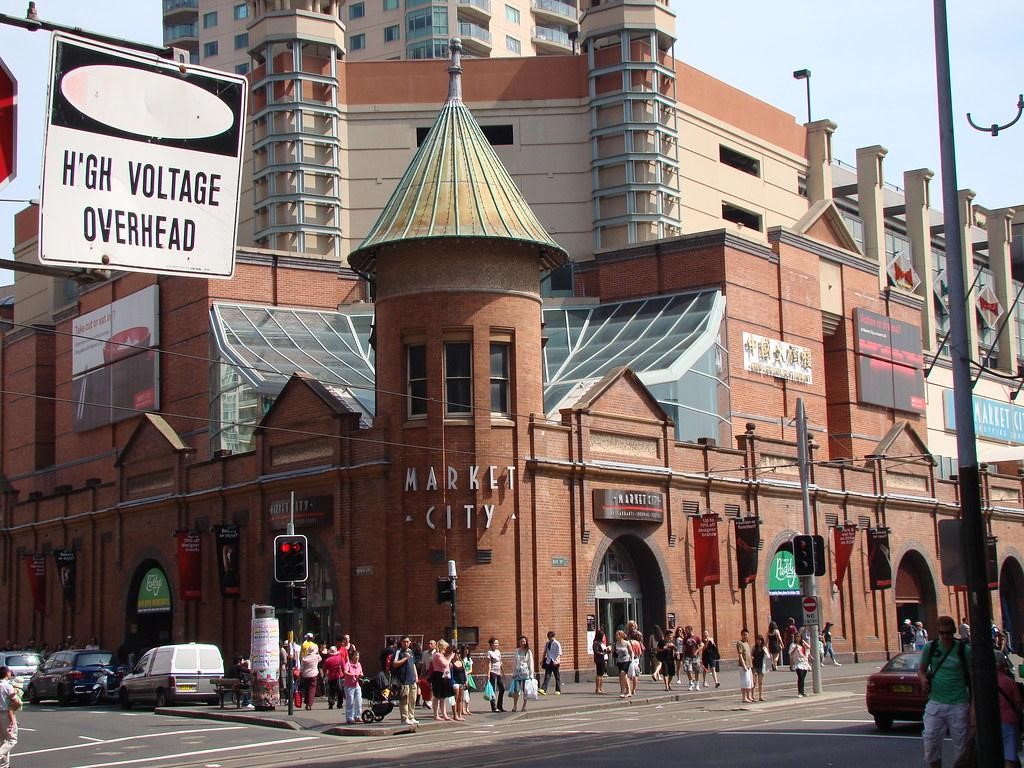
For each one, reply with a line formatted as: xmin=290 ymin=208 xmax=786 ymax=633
xmin=735 ymin=518 xmax=760 ymax=588
xmin=867 ymin=527 xmax=892 ymax=590
xmin=693 ymin=513 xmax=720 ymax=588
xmin=832 ymin=524 xmax=858 ymax=589
xmin=24 ymin=554 xmax=45 ymax=613
xmin=176 ymin=530 xmax=202 ymax=601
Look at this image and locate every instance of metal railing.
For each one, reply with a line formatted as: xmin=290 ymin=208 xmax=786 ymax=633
xmin=531 ymin=0 xmax=577 ymax=20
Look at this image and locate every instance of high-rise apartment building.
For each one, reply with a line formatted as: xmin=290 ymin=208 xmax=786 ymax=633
xmin=163 ymin=0 xmax=578 ymax=65
xmin=162 ymin=0 xmax=257 ymax=73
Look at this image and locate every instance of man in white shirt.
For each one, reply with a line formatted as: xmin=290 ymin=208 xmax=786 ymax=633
xmin=540 ymin=631 xmax=562 ymax=695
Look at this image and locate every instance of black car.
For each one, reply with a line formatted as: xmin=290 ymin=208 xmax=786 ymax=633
xmin=26 ymin=649 xmax=115 ymax=705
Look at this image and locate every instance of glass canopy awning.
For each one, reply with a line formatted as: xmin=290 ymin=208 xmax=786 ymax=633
xmin=211 ymin=303 xmax=376 ymax=424
xmin=542 ymin=289 xmax=729 ymax=442
xmin=210 ymin=287 xmax=728 ymax=447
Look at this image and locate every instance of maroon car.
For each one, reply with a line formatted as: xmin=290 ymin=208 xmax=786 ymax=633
xmin=865 ymin=651 xmax=925 ymax=730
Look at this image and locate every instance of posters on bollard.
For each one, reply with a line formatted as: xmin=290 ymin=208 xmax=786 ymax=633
xmin=39 ymin=33 xmax=246 ymax=277
xmin=251 ymin=611 xmax=280 ymax=709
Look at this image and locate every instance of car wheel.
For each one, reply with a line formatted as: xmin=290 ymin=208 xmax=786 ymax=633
xmin=874 ymin=714 xmax=894 ymax=731
xmin=27 ymin=684 xmax=40 ymax=706
xmin=119 ymin=689 xmax=132 ymax=710
xmin=155 ymin=689 xmax=167 ymax=709
xmin=57 ymin=684 xmax=73 ymax=707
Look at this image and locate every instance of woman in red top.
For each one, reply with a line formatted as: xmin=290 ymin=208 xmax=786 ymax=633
xmin=322 ymin=646 xmax=343 ymax=710
xmin=429 ymin=640 xmax=453 ymax=721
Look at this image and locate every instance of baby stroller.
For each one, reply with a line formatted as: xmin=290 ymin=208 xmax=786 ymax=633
xmin=359 ymin=671 xmax=397 ymax=723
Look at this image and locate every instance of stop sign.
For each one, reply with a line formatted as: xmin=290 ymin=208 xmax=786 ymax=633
xmin=0 ymin=55 xmax=15 ymax=191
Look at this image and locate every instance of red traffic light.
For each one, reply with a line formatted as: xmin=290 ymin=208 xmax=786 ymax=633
xmin=274 ymin=534 xmax=308 ymax=583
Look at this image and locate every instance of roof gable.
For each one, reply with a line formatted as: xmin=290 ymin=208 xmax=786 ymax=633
xmin=792 ymin=199 xmax=862 ymax=255
xmin=257 ymin=372 xmax=358 ymax=433
xmin=872 ymin=420 xmax=934 ymax=466
xmin=115 ymin=413 xmax=191 ymax=467
xmin=565 ymin=366 xmax=673 ymax=425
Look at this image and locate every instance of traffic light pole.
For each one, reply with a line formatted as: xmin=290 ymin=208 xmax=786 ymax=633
xmin=287 ymin=493 xmax=295 ymax=716
xmin=448 ymin=560 xmax=458 ymax=646
xmin=797 ymin=399 xmax=822 ymax=694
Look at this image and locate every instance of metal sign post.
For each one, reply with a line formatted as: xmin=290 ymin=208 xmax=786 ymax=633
xmin=39 ymin=33 xmax=246 ymax=277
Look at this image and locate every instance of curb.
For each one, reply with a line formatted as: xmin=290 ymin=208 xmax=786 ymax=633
xmin=157 ymin=670 xmax=871 ymax=735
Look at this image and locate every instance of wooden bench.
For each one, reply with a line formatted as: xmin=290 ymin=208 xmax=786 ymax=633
xmin=211 ymin=677 xmax=251 ymax=708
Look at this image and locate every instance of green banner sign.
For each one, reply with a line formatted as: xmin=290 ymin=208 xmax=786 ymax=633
xmin=137 ymin=567 xmax=171 ymax=613
xmin=767 ymin=550 xmax=800 ymax=595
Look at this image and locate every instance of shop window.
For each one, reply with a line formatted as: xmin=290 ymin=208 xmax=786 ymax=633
xmin=408 ymin=344 xmax=427 ymax=417
xmin=719 ymin=145 xmax=760 ymax=177
xmin=445 ymin=342 xmax=472 ymax=415
xmin=721 ymin=202 xmax=761 ymax=232
xmin=490 ymin=342 xmax=510 ymax=416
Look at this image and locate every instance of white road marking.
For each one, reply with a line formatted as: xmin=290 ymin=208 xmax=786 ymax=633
xmin=79 ymin=736 xmax=104 ymax=742
xmin=69 ymin=736 xmax=318 ymax=768
xmin=733 ymin=730 xmax=920 ymax=740
xmin=18 ymin=727 xmax=250 ymax=757
xmin=805 ymin=718 xmax=876 ymax=723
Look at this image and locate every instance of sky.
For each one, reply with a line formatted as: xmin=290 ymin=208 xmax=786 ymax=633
xmin=0 ymin=0 xmax=1021 ymax=283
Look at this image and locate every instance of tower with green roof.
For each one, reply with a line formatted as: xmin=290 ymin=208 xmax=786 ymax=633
xmin=347 ymin=38 xmax=567 ymax=635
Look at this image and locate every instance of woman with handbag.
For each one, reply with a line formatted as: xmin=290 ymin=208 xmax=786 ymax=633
xmin=593 ymin=628 xmax=609 ymax=694
xmin=429 ymin=640 xmax=454 ymax=721
xmin=613 ymin=630 xmax=633 ymax=698
xmin=459 ymin=645 xmax=475 ymax=715
xmin=789 ymin=634 xmax=812 ymax=697
xmin=450 ymin=644 xmax=467 ymax=721
xmin=486 ymin=637 xmax=505 ymax=713
xmin=509 ymin=635 xmax=535 ymax=712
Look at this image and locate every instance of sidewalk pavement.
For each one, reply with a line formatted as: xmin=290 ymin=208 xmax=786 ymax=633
xmin=159 ymin=658 xmax=882 ymax=737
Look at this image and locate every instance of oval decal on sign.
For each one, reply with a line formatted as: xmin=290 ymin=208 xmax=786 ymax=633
xmin=60 ymin=65 xmax=235 ymax=139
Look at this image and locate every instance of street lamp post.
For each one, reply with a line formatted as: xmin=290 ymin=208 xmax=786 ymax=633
xmin=793 ymin=69 xmax=812 ymax=123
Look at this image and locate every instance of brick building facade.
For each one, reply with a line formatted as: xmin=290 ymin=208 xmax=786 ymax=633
xmin=2 ymin=7 xmax=1023 ymax=673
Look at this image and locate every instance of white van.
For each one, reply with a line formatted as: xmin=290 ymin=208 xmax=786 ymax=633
xmin=120 ymin=643 xmax=224 ymax=709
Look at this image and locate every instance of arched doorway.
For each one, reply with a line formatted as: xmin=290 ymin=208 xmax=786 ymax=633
xmin=999 ymin=557 xmax=1024 ymax=652
xmin=270 ymin=540 xmax=336 ymax=644
xmin=123 ymin=560 xmax=173 ymax=665
xmin=895 ymin=550 xmax=937 ymax=632
xmin=593 ymin=536 xmax=666 ymax=649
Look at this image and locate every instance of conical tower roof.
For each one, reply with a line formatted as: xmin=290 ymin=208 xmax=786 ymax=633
xmin=348 ymin=39 xmax=568 ymax=275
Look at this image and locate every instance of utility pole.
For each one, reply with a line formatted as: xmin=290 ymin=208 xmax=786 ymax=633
xmin=932 ymin=2 xmax=1000 ymax=765
xmin=796 ymin=399 xmax=822 ymax=694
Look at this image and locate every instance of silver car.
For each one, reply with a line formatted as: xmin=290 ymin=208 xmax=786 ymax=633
xmin=0 ymin=651 xmax=42 ymax=689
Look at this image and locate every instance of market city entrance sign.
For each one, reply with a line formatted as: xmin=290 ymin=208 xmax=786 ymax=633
xmin=39 ymin=34 xmax=247 ymax=278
